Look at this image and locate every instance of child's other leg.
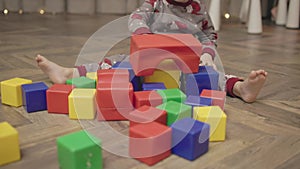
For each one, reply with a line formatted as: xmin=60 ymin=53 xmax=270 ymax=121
xmin=227 ymin=70 xmax=268 ymax=103
xmin=36 ymin=54 xmax=79 ymax=84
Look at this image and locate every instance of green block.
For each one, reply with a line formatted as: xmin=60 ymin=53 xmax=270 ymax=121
xmin=57 ymin=130 xmax=102 ymax=169
xmin=66 ymin=77 xmax=96 ymax=88
xmin=156 ymin=88 xmax=186 ymax=103
xmin=156 ymin=101 xmax=192 ymax=126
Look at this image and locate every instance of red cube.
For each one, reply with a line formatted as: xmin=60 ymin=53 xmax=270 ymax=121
xmin=134 ymin=90 xmax=163 ymax=108
xmin=97 ymin=107 xmax=133 ymax=121
xmin=200 ymin=89 xmax=226 ymax=110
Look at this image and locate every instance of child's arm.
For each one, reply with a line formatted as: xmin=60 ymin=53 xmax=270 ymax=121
xmin=128 ymin=0 xmax=157 ymax=35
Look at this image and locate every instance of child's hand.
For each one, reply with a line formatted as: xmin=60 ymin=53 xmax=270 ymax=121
xmin=200 ymin=53 xmax=217 ymax=70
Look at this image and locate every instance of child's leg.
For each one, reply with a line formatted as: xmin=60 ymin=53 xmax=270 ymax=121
xmin=226 ymin=70 xmax=268 ymax=103
xmin=36 ymin=54 xmax=79 ymax=84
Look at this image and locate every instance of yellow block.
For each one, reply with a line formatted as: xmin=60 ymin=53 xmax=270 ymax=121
xmin=144 ymin=60 xmax=181 ymax=89
xmin=68 ymin=88 xmax=96 ymax=120
xmin=0 ymin=122 xmax=21 ymax=166
xmin=0 ymin=78 xmax=32 ymax=107
xmin=86 ymin=72 xmax=97 ymax=81
xmin=193 ymin=106 xmax=227 ymax=141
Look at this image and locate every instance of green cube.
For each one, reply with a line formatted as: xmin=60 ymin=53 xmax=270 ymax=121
xmin=156 ymin=101 xmax=192 ymax=126
xmin=156 ymin=88 xmax=186 ymax=103
xmin=57 ymin=130 xmax=102 ymax=169
xmin=66 ymin=77 xmax=96 ymax=88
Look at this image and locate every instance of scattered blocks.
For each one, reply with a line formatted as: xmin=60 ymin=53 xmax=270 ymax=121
xmin=0 ymin=77 xmax=32 ymax=107
xmin=142 ymin=82 xmax=166 ymax=91
xmin=57 ymin=130 xmax=102 ymax=169
xmin=68 ymin=88 xmax=96 ymax=120
xmin=144 ymin=60 xmax=181 ymax=89
xmin=156 ymin=88 xmax=186 ymax=103
xmin=66 ymin=77 xmax=96 ymax=88
xmin=171 ymin=118 xmax=210 ymax=161
xmin=0 ymin=122 xmax=20 ymax=166
xmin=200 ymin=89 xmax=226 ymax=110
xmin=193 ymin=106 xmax=227 ymax=141
xmin=185 ymin=66 xmax=219 ymax=96
xmin=129 ymin=105 xmax=167 ymax=127
xmin=184 ymin=95 xmax=212 ymax=107
xmin=130 ymin=34 xmax=201 ymax=76
xmin=21 ymin=82 xmax=48 ymax=113
xmin=47 ymin=84 xmax=75 ymax=114
xmin=156 ymin=101 xmax=192 ymax=126
xmin=133 ymin=90 xmax=163 ymax=108
xmin=129 ymin=122 xmax=171 ymax=166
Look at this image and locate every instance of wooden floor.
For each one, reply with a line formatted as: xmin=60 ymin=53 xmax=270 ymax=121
xmin=0 ymin=13 xmax=300 ymax=169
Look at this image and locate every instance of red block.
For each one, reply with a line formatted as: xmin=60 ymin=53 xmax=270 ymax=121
xmin=129 ymin=122 xmax=171 ymax=166
xmin=97 ymin=107 xmax=133 ymax=121
xmin=96 ymin=82 xmax=134 ymax=108
xmin=130 ymin=34 xmax=201 ymax=76
xmin=200 ymin=89 xmax=226 ymax=110
xmin=134 ymin=90 xmax=163 ymax=108
xmin=46 ymin=84 xmax=75 ymax=114
xmin=97 ymin=69 xmax=129 ymax=83
xmin=129 ymin=105 xmax=167 ymax=127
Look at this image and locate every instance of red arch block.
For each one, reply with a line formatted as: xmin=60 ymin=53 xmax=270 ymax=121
xmin=130 ymin=34 xmax=201 ymax=76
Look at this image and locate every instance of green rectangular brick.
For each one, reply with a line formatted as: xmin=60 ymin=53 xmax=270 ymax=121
xmin=57 ymin=130 xmax=102 ymax=169
xmin=156 ymin=88 xmax=186 ymax=103
xmin=156 ymin=101 xmax=192 ymax=126
xmin=66 ymin=77 xmax=96 ymax=88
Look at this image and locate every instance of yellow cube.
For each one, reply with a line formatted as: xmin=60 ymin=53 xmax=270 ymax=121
xmin=0 ymin=122 xmax=21 ymax=166
xmin=86 ymin=72 xmax=97 ymax=81
xmin=1 ymin=78 xmax=32 ymax=107
xmin=193 ymin=106 xmax=227 ymax=141
xmin=68 ymin=88 xmax=96 ymax=120
xmin=144 ymin=60 xmax=181 ymax=89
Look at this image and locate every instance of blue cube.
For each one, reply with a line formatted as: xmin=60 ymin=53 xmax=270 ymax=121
xmin=112 ymin=61 xmax=141 ymax=91
xmin=142 ymin=82 xmax=166 ymax=91
xmin=171 ymin=118 xmax=210 ymax=161
xmin=21 ymin=82 xmax=48 ymax=113
xmin=184 ymin=95 xmax=212 ymax=107
xmin=185 ymin=66 xmax=219 ymax=96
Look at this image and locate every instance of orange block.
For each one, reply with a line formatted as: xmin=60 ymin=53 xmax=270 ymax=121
xmin=130 ymin=34 xmax=201 ymax=76
xmin=200 ymin=89 xmax=226 ymax=110
xmin=134 ymin=90 xmax=163 ymax=108
xmin=129 ymin=122 xmax=171 ymax=166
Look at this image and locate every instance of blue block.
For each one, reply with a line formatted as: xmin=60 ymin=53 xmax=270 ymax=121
xmin=21 ymin=82 xmax=48 ymax=113
xmin=185 ymin=66 xmax=219 ymax=96
xmin=142 ymin=82 xmax=166 ymax=91
xmin=184 ymin=95 xmax=212 ymax=107
xmin=171 ymin=118 xmax=210 ymax=161
xmin=112 ymin=61 xmax=141 ymax=91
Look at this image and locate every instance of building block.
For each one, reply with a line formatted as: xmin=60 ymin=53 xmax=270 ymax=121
xmin=96 ymin=82 xmax=134 ymax=109
xmin=130 ymin=34 xmax=201 ymax=76
xmin=86 ymin=72 xmax=97 ymax=81
xmin=156 ymin=101 xmax=192 ymax=126
xmin=193 ymin=106 xmax=227 ymax=141
xmin=0 ymin=122 xmax=20 ymax=166
xmin=57 ymin=130 xmax=102 ymax=169
xmin=184 ymin=95 xmax=212 ymax=107
xmin=185 ymin=66 xmax=219 ymax=96
xmin=142 ymin=82 xmax=166 ymax=91
xmin=133 ymin=90 xmax=163 ymax=108
xmin=129 ymin=122 xmax=171 ymax=166
xmin=46 ymin=84 xmax=75 ymax=114
xmin=200 ymin=89 xmax=226 ymax=110
xmin=156 ymin=88 xmax=186 ymax=103
xmin=97 ymin=107 xmax=133 ymax=121
xmin=66 ymin=0 xmax=95 ymax=15
xmin=97 ymin=69 xmax=129 ymax=84
xmin=129 ymin=105 xmax=167 ymax=127
xmin=0 ymin=77 xmax=32 ymax=107
xmin=66 ymin=77 xmax=96 ymax=89
xmin=144 ymin=60 xmax=181 ymax=89
xmin=21 ymin=82 xmax=48 ymax=113
xmin=112 ymin=61 xmax=142 ymax=91
xmin=171 ymin=118 xmax=210 ymax=161
xmin=68 ymin=88 xmax=96 ymax=120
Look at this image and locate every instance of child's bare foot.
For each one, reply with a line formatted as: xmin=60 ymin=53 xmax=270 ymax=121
xmin=233 ymin=70 xmax=268 ymax=103
xmin=36 ymin=54 xmax=78 ymax=84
